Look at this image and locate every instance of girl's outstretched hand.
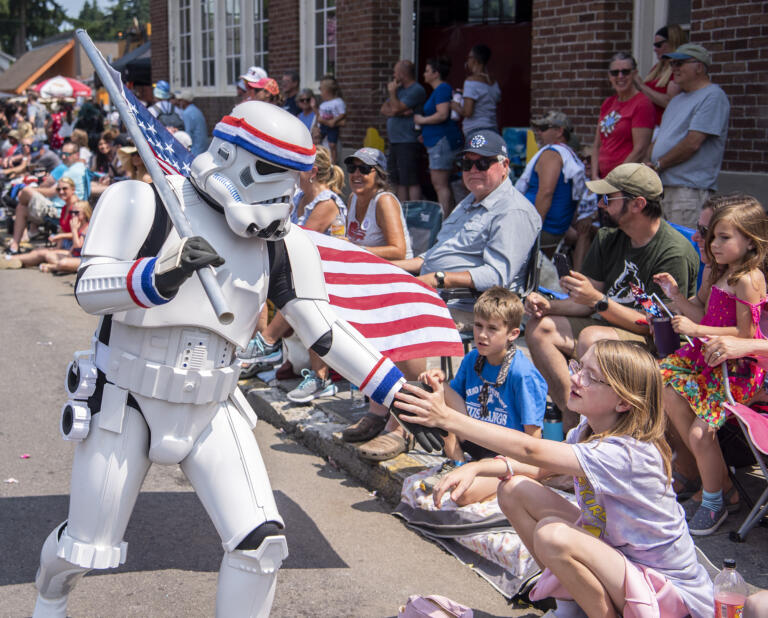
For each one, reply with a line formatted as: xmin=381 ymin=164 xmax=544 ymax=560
xmin=418 ymin=368 xmax=445 ymax=384
xmin=433 ymin=463 xmax=478 ymax=508
xmin=393 ymin=373 xmax=449 ymax=429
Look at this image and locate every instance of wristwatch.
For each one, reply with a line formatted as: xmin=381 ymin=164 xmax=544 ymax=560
xmin=434 ymin=271 xmax=446 ymax=288
xmin=651 ymin=159 xmax=662 ymax=173
xmin=593 ymin=294 xmax=610 ymax=313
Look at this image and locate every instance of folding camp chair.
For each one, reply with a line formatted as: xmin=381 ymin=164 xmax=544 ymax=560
xmin=402 ymin=200 xmax=444 ymax=256
xmin=722 ymin=362 xmax=768 ymax=542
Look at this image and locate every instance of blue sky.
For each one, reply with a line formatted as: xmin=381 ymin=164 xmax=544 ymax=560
xmin=59 ymin=0 xmax=110 ymax=19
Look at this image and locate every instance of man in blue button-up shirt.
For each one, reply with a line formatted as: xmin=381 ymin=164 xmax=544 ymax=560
xmin=393 ymin=130 xmax=541 ymax=327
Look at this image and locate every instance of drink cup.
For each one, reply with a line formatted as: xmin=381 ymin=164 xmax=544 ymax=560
xmin=651 ymin=316 xmax=680 ymax=358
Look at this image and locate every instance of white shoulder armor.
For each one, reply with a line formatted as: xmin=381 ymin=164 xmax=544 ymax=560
xmin=282 ymin=224 xmax=328 ymax=302
xmin=82 ymin=181 xmax=157 ymax=260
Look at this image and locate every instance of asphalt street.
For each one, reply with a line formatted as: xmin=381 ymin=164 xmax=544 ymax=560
xmin=0 ymin=269 xmax=534 ymax=617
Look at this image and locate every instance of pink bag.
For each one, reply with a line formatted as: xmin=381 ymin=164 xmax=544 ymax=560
xmin=398 ymin=594 xmax=474 ymax=618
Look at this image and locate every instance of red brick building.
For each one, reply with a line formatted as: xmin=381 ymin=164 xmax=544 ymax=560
xmin=150 ymin=0 xmax=767 ymax=199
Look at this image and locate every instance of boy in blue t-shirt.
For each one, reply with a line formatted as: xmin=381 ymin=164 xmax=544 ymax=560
xmin=421 ymin=287 xmax=547 ymax=504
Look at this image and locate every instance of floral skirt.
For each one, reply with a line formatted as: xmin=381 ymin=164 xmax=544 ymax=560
xmin=661 ymin=353 xmax=763 ymax=428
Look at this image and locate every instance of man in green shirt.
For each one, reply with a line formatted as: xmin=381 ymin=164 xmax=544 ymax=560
xmin=524 ymin=163 xmax=699 ymax=430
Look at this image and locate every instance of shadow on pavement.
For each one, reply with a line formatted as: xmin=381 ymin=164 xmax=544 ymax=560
xmin=1 ymin=489 xmax=347 ymax=586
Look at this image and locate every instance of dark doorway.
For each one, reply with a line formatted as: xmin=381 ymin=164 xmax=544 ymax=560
xmin=416 ymin=0 xmax=532 ymax=130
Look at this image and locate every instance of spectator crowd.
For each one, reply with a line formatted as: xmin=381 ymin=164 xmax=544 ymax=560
xmin=4 ymin=23 xmax=768 ymax=617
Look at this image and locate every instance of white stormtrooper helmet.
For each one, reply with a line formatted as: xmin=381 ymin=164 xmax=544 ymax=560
xmin=190 ymin=101 xmax=316 ymax=239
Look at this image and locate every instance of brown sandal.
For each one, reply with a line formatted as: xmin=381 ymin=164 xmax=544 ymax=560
xmin=341 ymin=413 xmax=387 ymax=443
xmin=358 ymin=431 xmax=414 ymax=462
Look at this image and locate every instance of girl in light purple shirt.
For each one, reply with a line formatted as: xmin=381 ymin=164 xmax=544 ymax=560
xmin=395 ymin=339 xmax=713 ymax=618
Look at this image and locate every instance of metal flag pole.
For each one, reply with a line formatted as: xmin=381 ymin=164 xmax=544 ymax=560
xmin=75 ymin=29 xmax=234 ymax=324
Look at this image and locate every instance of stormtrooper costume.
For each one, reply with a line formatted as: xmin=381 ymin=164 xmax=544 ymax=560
xmin=33 ymin=102 xmax=407 ymax=617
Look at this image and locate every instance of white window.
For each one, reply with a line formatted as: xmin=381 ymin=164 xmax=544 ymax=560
xmin=225 ymin=0 xmax=242 ymax=86
xmin=169 ymin=0 xmax=269 ymax=95
xmin=314 ymin=0 xmax=336 ymax=80
xmin=178 ymin=0 xmax=192 ymax=88
xmin=200 ymin=0 xmax=216 ymax=87
xmin=253 ymin=0 xmax=268 ymax=70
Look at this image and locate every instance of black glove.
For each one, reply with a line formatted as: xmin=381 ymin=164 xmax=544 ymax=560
xmin=389 ymin=380 xmax=447 ymax=453
xmin=155 ymin=236 xmax=225 ymax=299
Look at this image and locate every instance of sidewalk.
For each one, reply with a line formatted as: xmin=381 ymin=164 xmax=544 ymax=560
xmin=242 ymin=367 xmax=768 ymax=593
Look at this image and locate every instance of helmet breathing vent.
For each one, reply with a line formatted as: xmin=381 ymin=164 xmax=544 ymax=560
xmin=239 ymin=166 xmax=254 ymax=187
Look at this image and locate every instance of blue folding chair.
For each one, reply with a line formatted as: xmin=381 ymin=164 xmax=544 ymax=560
xmin=668 ymin=221 xmax=704 ymax=288
xmin=402 ymin=200 xmax=443 ymax=255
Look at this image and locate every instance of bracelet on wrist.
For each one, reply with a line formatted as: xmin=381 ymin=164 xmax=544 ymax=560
xmin=494 ymin=455 xmax=514 ymax=482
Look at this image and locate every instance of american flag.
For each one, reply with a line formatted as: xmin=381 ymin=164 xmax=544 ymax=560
xmin=106 ymin=65 xmax=194 ymax=176
xmin=109 ymin=71 xmax=463 ymax=361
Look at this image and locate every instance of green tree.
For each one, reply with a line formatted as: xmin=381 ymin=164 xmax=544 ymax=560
xmin=0 ymin=0 xmax=69 ymax=56
xmin=73 ymin=0 xmax=150 ymax=42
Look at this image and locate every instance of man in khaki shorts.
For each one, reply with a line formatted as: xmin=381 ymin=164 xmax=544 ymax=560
xmin=524 ymin=163 xmax=699 ymax=430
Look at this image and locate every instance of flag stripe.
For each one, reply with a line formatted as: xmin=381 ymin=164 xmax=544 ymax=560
xmin=380 ymin=341 xmax=465 ymax=361
xmin=328 ymin=292 xmax=447 ymax=310
xmin=349 ymin=315 xmax=457 ymax=337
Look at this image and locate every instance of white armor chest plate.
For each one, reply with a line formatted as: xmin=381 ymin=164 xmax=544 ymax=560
xmin=113 ymin=176 xmax=269 ymax=349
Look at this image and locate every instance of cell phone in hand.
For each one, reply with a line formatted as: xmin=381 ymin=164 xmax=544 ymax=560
xmin=553 ymin=253 xmax=571 ymax=279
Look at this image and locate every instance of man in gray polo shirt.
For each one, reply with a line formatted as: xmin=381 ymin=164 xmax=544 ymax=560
xmin=393 ymin=130 xmax=541 ymax=328
xmin=649 ymin=43 xmax=730 ymax=228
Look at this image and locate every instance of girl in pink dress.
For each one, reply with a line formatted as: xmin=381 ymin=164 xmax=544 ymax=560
xmin=657 ymin=198 xmax=768 ymax=536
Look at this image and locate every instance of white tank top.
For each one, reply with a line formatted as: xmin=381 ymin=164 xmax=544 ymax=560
xmin=346 ymin=191 xmax=413 ymax=259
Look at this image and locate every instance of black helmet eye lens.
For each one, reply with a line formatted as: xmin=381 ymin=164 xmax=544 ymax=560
xmin=255 ymin=160 xmax=288 ymax=176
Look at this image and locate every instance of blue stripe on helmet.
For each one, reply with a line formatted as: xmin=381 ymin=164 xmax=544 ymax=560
xmin=212 ymin=129 xmax=313 ymax=172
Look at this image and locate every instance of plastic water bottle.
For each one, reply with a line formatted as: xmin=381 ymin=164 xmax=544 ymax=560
xmin=542 ymin=403 xmax=564 ymax=441
xmin=714 ymin=559 xmax=748 ymax=618
xmin=349 ymin=383 xmax=366 ymax=409
xmin=330 ymin=213 xmax=345 ymax=238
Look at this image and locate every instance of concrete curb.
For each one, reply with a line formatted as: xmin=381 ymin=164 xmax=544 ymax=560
xmin=244 ymin=380 xmax=445 ymax=504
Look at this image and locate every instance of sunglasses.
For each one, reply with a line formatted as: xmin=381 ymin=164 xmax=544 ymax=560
xmin=346 ymin=162 xmax=374 ymax=174
xmin=298 ymin=97 xmax=311 ymax=103
xmin=696 ymin=224 xmax=709 ymax=237
xmin=534 ymin=125 xmax=555 ymax=132
xmin=608 ymin=68 xmax=633 ymax=77
xmin=56 ymin=187 xmax=71 ymax=192
xmin=69 ymin=211 xmax=81 ymax=216
xmin=600 ymin=194 xmax=627 ymax=206
xmin=670 ymin=59 xmax=698 ymax=68
xmin=653 ymin=39 xmax=667 ymax=49
xmin=62 ymin=151 xmax=76 ymax=157
xmin=459 ymin=157 xmax=500 ymax=172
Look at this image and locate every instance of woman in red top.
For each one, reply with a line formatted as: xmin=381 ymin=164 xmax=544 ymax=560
xmin=634 ymin=25 xmax=686 ymax=126
xmin=591 ymin=52 xmax=655 ymax=179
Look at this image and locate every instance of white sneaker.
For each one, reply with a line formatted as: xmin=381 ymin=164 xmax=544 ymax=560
xmin=287 ymin=369 xmax=338 ymax=403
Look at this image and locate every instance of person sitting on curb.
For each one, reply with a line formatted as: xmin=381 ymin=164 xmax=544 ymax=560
xmin=524 ymin=163 xmax=699 ymax=433
xmin=417 ymin=287 xmax=547 ymax=501
xmin=394 ymin=339 xmax=714 ymax=617
xmin=7 ymin=142 xmax=88 ymax=255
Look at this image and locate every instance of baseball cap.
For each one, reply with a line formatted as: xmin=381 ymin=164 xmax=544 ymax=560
xmin=344 ymin=147 xmax=387 ymax=170
xmin=586 ymin=163 xmax=663 ymax=201
xmin=153 ymin=80 xmax=172 ymax=100
xmin=460 ymin=130 xmax=508 ymax=158
xmin=251 ymin=77 xmax=280 ymax=95
xmin=178 ymin=89 xmax=195 ymax=102
xmin=663 ymin=43 xmax=712 ymax=67
xmin=174 ymin=131 xmax=192 ymax=150
xmin=531 ymin=110 xmax=572 ymax=132
xmin=239 ymin=65 xmax=268 ymax=85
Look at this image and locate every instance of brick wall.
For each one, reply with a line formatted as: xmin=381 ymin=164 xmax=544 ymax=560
xmin=194 ymin=96 xmax=237 ymax=130
xmin=530 ymin=1 xmax=634 ymax=150
xmin=690 ymin=0 xmax=768 ymax=174
xmin=267 ymin=0 xmax=300 ymax=77
xmin=150 ymin=0 xmax=169 ymax=84
xmin=336 ymin=0 xmax=401 ymax=148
